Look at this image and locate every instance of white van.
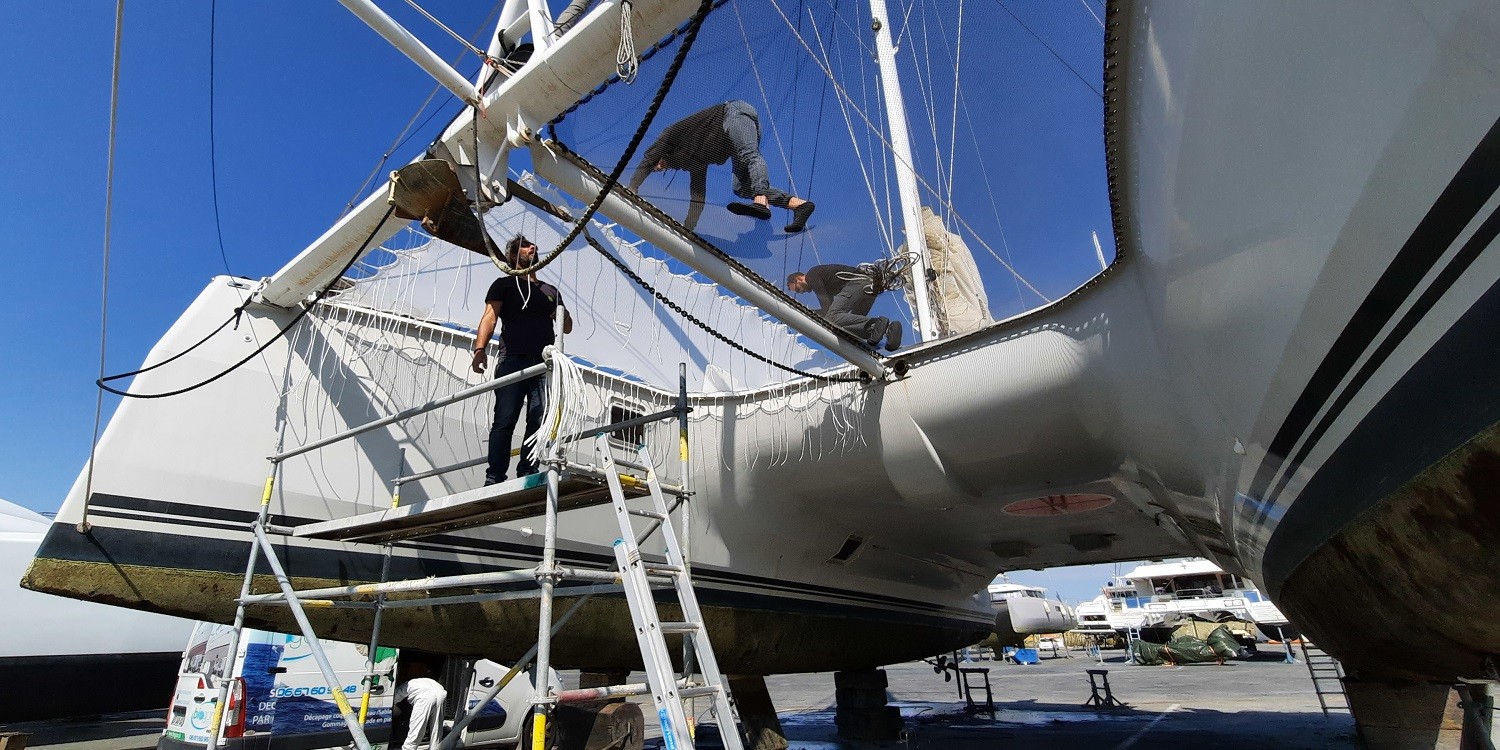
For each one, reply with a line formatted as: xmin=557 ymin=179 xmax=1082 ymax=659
xmin=160 ymin=622 xmax=551 ymax=750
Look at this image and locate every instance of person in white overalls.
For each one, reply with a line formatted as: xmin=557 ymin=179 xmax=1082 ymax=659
xmin=394 ymin=662 xmax=447 ymax=750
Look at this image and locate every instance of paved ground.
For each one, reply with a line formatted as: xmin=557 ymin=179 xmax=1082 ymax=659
xmin=4 ymin=648 xmax=1356 ymax=750
xmin=0 ymin=712 xmax=164 ymax=750
xmin=678 ymin=649 xmax=1359 ymax=750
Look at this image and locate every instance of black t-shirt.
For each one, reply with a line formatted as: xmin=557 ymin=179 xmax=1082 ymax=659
xmin=485 ymin=276 xmax=560 ymax=357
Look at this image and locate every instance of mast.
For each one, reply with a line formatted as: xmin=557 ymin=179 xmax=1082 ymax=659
xmin=867 ymin=0 xmax=939 ymax=342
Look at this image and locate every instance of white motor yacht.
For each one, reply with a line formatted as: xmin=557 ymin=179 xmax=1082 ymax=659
xmin=1073 ymin=560 xmax=1293 ymax=641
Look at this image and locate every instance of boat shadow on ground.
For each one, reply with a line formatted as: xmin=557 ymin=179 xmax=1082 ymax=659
xmin=657 ymin=699 xmax=1359 ymax=750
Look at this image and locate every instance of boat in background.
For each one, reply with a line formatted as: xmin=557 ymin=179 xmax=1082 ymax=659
xmin=1073 ymin=559 xmax=1294 ymax=643
xmin=987 ymin=577 xmax=1077 ymax=647
xmin=0 ymin=498 xmax=194 ymax=723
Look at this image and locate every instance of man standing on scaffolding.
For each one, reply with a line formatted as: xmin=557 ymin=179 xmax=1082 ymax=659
xmin=787 ymin=264 xmax=903 ymax=352
xmin=629 ymin=100 xmax=816 ymax=233
xmin=471 ymin=235 xmax=573 ymax=485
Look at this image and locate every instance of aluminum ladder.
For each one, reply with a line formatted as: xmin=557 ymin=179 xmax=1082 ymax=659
xmin=597 ymin=435 xmax=746 ymax=750
xmin=1300 ymin=640 xmax=1350 ymax=714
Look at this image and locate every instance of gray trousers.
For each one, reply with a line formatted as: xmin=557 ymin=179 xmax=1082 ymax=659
xmin=822 ymin=275 xmax=887 ymax=341
xmin=723 ymin=100 xmax=793 ymax=207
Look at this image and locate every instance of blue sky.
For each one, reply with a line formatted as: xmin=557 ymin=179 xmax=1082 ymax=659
xmin=0 ymin=0 xmax=1124 ymax=603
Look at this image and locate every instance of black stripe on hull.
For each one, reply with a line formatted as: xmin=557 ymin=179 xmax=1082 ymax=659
xmin=1262 ymin=271 xmax=1500 ymax=594
xmin=1247 ymin=116 xmax=1500 ymax=519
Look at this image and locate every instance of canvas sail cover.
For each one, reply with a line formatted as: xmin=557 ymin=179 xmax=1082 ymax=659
xmin=899 ymin=206 xmax=994 ymax=336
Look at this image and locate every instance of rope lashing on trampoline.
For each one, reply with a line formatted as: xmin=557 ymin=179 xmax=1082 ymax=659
xmin=580 ymin=229 xmax=863 ymax=383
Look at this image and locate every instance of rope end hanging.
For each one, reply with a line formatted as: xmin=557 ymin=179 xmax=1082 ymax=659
xmin=616 ymin=0 xmax=639 ymax=83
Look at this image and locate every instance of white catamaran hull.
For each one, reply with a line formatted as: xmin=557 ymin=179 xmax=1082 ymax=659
xmin=24 ymin=0 xmax=1500 ymax=682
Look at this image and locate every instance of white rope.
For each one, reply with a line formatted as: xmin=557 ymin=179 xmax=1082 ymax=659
xmin=616 ymin=0 xmax=639 ymax=83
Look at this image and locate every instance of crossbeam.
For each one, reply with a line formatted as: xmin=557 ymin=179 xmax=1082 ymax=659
xmin=257 ymin=0 xmax=697 ymax=307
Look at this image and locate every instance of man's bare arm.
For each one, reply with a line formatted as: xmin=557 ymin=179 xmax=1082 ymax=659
xmin=471 ymin=300 xmax=502 ymax=374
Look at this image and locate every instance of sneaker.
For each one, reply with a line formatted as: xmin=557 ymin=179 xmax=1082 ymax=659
xmin=784 ymin=201 xmax=816 ymax=233
xmin=866 ymin=318 xmax=890 ymax=348
xmin=727 ymin=201 xmax=772 ymax=220
xmin=884 ymin=321 xmax=903 ymax=351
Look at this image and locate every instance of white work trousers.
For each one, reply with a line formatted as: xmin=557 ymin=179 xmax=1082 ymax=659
xmin=397 ymin=678 xmax=448 ymax=750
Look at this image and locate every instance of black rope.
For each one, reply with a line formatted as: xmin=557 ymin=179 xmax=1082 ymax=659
xmin=94 ymin=306 xmax=245 ymax=384
xmin=97 ymin=206 xmax=397 ymax=399
xmin=581 ymin=230 xmax=862 ymax=383
xmin=497 ymin=0 xmax=717 ymax=277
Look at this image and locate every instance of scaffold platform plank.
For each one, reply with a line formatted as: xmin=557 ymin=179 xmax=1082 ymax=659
xmin=293 ymin=473 xmax=640 ymax=544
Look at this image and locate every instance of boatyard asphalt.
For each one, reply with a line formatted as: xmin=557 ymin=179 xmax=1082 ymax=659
xmin=5 ymin=648 xmax=1355 ymax=750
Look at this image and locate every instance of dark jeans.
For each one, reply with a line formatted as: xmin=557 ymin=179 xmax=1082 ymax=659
xmin=486 ymin=354 xmax=546 ymax=484
xmin=823 ymin=275 xmax=888 ymax=341
xmin=723 ymin=100 xmax=793 ymax=208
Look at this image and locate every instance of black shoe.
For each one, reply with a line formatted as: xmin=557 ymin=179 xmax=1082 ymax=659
xmin=866 ymin=318 xmax=891 ymax=348
xmin=784 ymin=201 xmax=816 ymax=233
xmin=728 ymin=201 xmax=772 ymax=220
xmin=884 ymin=321 xmax=903 ymax=352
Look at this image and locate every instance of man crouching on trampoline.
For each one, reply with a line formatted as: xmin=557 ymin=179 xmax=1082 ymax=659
xmin=787 ymin=264 xmax=903 ymax=352
xmin=629 ymin=100 xmax=816 ymax=233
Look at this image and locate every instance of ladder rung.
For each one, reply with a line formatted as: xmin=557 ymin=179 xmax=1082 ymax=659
xmin=660 ymin=621 xmax=701 ymax=633
xmin=678 ymin=686 xmax=722 ymax=699
xmin=628 ymin=509 xmax=668 ymax=520
xmin=614 ymin=457 xmax=652 ymax=472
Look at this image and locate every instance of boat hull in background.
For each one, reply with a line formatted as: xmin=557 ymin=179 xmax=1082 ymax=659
xmin=0 ymin=500 xmax=192 ymax=723
xmin=1111 ymin=0 xmax=1500 ymax=680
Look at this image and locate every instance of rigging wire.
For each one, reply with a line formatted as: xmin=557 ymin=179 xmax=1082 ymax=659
xmin=793 ymin=1 xmax=836 ymax=272
xmin=804 ymin=8 xmax=895 ymax=252
xmin=341 ymin=3 xmax=504 ymax=219
xmin=207 ymin=0 xmax=232 ymax=275
xmin=97 ymin=207 xmax=398 ymax=399
xmin=83 ymin=0 xmax=128 ymax=531
xmin=993 ymin=0 xmax=1102 ymax=99
xmin=495 ymin=0 xmax=718 ymax=277
xmin=403 ymin=0 xmax=493 ymax=63
xmin=767 ymin=0 xmax=1051 ymax=301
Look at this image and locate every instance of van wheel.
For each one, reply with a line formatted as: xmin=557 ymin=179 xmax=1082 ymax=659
xmin=520 ymin=706 xmax=556 ymax=750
